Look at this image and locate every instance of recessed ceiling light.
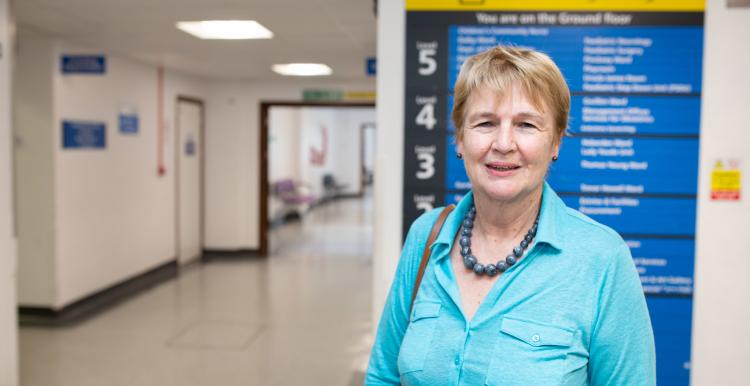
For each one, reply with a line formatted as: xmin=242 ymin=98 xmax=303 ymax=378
xmin=176 ymin=20 xmax=273 ymax=40
xmin=272 ymin=63 xmax=333 ymax=76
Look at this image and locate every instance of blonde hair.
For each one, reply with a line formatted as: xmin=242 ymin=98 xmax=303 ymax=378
xmin=451 ymin=46 xmax=570 ymax=141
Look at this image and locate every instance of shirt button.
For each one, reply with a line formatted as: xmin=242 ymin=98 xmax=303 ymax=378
xmin=531 ymin=334 xmax=541 ymax=343
xmin=454 ymin=356 xmax=460 ymax=365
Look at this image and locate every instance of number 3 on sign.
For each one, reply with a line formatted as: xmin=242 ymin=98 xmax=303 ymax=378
xmin=416 ymin=153 xmax=435 ymax=180
xmin=415 ymin=103 xmax=436 ymax=130
xmin=418 ymin=48 xmax=437 ymax=76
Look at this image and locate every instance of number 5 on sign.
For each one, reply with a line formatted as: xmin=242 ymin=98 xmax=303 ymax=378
xmin=418 ymin=48 xmax=437 ymax=75
xmin=416 ymin=152 xmax=435 ymax=179
xmin=415 ymin=103 xmax=436 ymax=130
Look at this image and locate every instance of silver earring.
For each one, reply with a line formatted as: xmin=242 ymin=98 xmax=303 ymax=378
xmin=457 ymin=153 xmax=463 ymax=159
xmin=552 ymin=155 xmax=558 ymax=162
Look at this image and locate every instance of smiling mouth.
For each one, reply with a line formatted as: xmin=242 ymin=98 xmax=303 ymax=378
xmin=486 ymin=163 xmax=520 ymax=171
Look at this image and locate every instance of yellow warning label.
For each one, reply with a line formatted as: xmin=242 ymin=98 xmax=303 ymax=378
xmin=406 ymin=0 xmax=705 ymax=11
xmin=711 ymin=161 xmax=741 ymax=201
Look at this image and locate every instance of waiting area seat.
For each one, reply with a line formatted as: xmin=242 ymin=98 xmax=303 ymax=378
xmin=322 ymin=173 xmax=348 ymax=202
xmin=270 ymin=179 xmax=317 ymax=224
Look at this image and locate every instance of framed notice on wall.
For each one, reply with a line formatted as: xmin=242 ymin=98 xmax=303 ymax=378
xmin=403 ymin=1 xmax=704 ymax=384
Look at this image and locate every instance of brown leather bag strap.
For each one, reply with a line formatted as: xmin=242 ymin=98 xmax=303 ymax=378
xmin=409 ymin=205 xmax=455 ymax=313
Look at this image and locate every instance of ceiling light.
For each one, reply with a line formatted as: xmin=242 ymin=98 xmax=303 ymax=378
xmin=176 ymin=20 xmax=273 ymax=40
xmin=272 ymin=63 xmax=333 ymax=76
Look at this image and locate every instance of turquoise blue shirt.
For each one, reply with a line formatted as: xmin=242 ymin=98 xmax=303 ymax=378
xmin=366 ymin=183 xmax=655 ymax=385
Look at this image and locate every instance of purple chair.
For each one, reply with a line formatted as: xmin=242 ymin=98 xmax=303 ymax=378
xmin=273 ymin=179 xmax=317 ymax=206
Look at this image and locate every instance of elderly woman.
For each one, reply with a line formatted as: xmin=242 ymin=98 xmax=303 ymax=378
xmin=366 ymin=46 xmax=655 ymax=385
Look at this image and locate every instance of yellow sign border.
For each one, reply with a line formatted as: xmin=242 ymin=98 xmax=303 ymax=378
xmin=406 ymin=0 xmax=704 ymax=12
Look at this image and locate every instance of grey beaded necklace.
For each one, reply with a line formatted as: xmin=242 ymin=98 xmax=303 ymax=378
xmin=459 ymin=204 xmax=539 ymax=277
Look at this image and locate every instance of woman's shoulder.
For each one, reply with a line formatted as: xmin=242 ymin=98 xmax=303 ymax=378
xmin=552 ymin=208 xmax=640 ymax=287
xmin=554 ymin=206 xmax=633 ymax=271
xmin=405 ymin=206 xmax=451 ymax=241
xmin=560 ymin=206 xmax=624 ymax=245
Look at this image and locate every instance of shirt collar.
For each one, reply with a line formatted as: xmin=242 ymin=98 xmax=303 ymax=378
xmin=431 ymin=182 xmax=565 ymax=259
xmin=535 ymin=182 xmax=565 ymax=251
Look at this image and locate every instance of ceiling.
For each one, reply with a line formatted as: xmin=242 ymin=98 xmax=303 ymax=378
xmin=14 ymin=0 xmax=377 ymax=82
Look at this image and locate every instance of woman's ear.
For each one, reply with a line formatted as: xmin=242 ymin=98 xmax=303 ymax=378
xmin=551 ymin=134 xmax=562 ymax=161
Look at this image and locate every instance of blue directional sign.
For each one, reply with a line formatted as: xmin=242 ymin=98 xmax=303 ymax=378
xmin=119 ymin=113 xmax=139 ymax=134
xmin=62 ymin=121 xmax=106 ymax=149
xmin=559 ymin=195 xmax=697 ymax=236
xmin=61 ymin=55 xmax=106 ymax=75
xmin=367 ymin=57 xmax=377 ymax=76
xmin=549 ymin=137 xmax=700 ymax=195
xmin=448 ymin=26 xmax=704 ymax=94
xmin=627 ymin=237 xmax=695 ymax=295
xmin=647 ymin=297 xmax=693 ymax=385
xmin=570 ymin=95 xmax=701 ymax=136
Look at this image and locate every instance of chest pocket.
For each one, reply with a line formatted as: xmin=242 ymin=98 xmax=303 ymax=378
xmin=485 ymin=316 xmax=575 ymax=385
xmin=397 ymin=301 xmax=442 ymax=374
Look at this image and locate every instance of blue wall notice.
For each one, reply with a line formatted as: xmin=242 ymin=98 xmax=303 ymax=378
xmin=63 ymin=121 xmax=106 ymax=149
xmin=61 ymin=55 xmax=106 ymax=74
xmin=119 ymin=113 xmax=139 ymax=134
xmin=367 ymin=57 xmax=377 ymax=76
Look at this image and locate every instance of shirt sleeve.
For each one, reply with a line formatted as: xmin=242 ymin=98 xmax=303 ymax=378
xmin=365 ymin=209 xmax=441 ymax=385
xmin=588 ymin=242 xmax=656 ymax=386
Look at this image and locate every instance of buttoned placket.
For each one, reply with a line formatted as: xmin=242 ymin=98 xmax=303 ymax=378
xmin=432 ymin=234 xmax=546 ymax=384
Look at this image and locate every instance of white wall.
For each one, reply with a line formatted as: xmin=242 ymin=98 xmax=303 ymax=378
xmin=299 ymin=108 xmax=336 ymax=198
xmin=0 ymin=0 xmax=19 ymax=383
xmin=14 ymin=32 xmax=207 ymax=308
xmin=298 ymin=107 xmax=372 ymax=198
xmin=270 ymin=106 xmax=373 ymax=199
xmin=372 ymin=0 xmax=405 ymax=324
xmin=268 ymin=107 xmax=303 ymax=222
xmin=691 ymin=1 xmax=750 ymax=384
xmin=330 ymin=108 xmax=375 ymax=195
xmin=363 ymin=124 xmax=376 ymax=179
xmin=269 ymin=107 xmax=302 ymax=184
xmin=53 ymin=41 xmax=206 ymax=307
xmin=203 ymin=80 xmax=374 ymax=250
xmin=13 ymin=32 xmax=56 ymax=307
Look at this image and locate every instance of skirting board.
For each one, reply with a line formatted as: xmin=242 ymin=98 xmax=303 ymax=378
xmin=202 ymin=249 xmax=263 ymax=261
xmin=18 ymin=260 xmax=178 ymax=326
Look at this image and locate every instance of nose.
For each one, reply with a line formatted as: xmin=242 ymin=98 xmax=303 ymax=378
xmin=491 ymin=122 xmax=516 ymax=154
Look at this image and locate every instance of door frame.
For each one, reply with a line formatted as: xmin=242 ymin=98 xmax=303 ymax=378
xmin=259 ymin=101 xmax=375 ymax=256
xmin=175 ymin=96 xmax=206 ymax=263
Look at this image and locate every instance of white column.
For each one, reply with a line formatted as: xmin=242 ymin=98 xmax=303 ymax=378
xmin=0 ymin=0 xmax=19 ymax=384
xmin=691 ymin=1 xmax=750 ymax=384
xmin=372 ymin=0 xmax=406 ymax=326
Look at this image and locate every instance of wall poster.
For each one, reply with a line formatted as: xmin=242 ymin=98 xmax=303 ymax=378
xmin=403 ymin=1 xmax=704 ymax=384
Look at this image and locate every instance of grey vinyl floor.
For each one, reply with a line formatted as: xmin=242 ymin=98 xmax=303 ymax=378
xmin=19 ymin=196 xmax=374 ymax=386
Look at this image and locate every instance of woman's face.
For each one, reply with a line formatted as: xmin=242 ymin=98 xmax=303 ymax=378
xmin=458 ymin=85 xmax=560 ymax=205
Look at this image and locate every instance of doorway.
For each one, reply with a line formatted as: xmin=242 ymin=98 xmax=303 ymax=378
xmin=175 ymin=96 xmax=205 ymax=264
xmin=259 ymin=102 xmax=376 ymax=255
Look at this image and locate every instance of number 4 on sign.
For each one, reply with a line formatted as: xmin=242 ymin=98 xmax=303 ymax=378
xmin=416 ymin=103 xmax=436 ymax=130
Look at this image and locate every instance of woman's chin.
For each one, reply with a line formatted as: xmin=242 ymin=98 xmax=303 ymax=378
xmin=476 ymin=186 xmax=522 ymax=203
xmin=474 ymin=181 xmax=542 ymax=204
